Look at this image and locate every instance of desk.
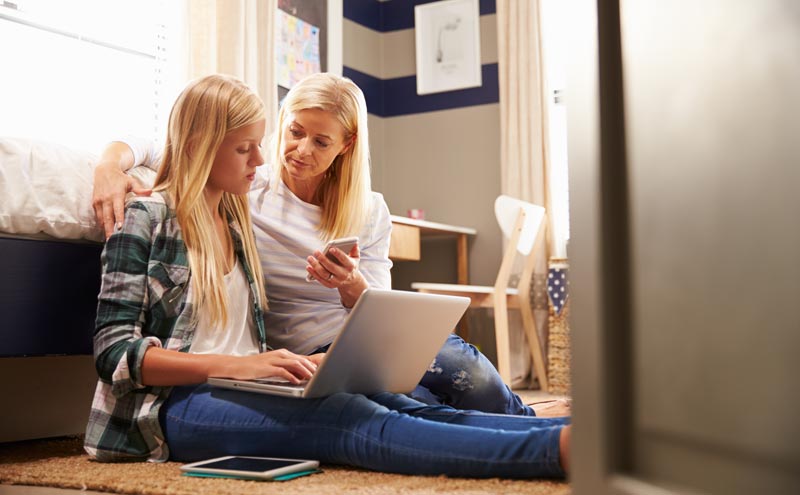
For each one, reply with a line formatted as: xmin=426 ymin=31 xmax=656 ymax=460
xmin=389 ymin=215 xmax=477 ymax=285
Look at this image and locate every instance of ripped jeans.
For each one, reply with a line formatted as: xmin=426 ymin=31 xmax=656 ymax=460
xmin=312 ymin=334 xmax=535 ymax=416
xmin=410 ymin=334 xmax=535 ymax=416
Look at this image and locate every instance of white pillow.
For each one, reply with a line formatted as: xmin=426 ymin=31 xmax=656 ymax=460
xmin=0 ymin=137 xmax=155 ymax=242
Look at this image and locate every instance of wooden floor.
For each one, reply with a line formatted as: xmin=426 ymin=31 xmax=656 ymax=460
xmin=516 ymin=388 xmax=568 ymax=404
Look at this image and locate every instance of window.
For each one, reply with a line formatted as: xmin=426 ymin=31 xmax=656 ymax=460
xmin=0 ymin=0 xmax=183 ymax=152
xmin=540 ymin=0 xmax=571 ymax=258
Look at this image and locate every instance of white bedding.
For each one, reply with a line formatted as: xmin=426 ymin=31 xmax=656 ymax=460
xmin=0 ymin=137 xmax=155 ymax=242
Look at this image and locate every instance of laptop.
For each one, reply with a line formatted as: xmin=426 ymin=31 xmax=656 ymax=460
xmin=207 ymin=289 xmax=470 ymax=398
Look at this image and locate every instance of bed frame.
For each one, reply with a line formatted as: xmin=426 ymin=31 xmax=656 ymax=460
xmin=1 ymin=236 xmax=102 ymax=357
xmin=0 ymin=236 xmax=103 ymax=442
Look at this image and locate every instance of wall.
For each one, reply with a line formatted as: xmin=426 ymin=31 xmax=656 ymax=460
xmin=0 ymin=357 xmax=97 ymax=442
xmin=342 ymin=0 xmax=503 ymax=289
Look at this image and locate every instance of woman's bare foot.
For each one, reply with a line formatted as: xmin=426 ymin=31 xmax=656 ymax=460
xmin=531 ymin=398 xmax=571 ymax=417
xmin=559 ymin=424 xmax=571 ymax=474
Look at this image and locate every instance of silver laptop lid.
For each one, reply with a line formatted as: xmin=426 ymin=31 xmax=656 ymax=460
xmin=301 ymin=289 xmax=470 ymax=398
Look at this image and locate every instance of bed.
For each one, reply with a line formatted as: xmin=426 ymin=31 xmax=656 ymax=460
xmin=0 ymin=137 xmax=108 ymax=357
xmin=0 ymin=137 xmax=153 ymax=441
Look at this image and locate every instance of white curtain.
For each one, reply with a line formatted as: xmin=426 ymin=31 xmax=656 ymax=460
xmin=496 ymin=0 xmax=553 ymax=387
xmin=186 ymin=0 xmax=279 ymax=136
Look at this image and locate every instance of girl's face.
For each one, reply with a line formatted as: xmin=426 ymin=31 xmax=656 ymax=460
xmin=207 ymin=119 xmax=266 ymax=196
xmin=281 ymin=108 xmax=352 ymax=188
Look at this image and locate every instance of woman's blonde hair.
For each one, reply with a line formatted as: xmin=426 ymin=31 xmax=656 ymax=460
xmin=271 ymin=72 xmax=371 ymax=240
xmin=154 ymin=74 xmax=267 ymax=327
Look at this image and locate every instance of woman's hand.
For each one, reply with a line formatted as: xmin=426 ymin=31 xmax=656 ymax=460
xmin=306 ymin=244 xmax=369 ymax=308
xmin=92 ymin=142 xmax=152 ymax=238
xmin=209 ymin=349 xmax=318 ymax=384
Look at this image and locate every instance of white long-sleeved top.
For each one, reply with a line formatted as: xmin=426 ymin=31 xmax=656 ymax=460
xmin=125 ymin=137 xmax=393 ymax=354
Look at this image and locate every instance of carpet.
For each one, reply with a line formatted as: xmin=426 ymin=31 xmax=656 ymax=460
xmin=0 ymin=436 xmax=571 ymax=495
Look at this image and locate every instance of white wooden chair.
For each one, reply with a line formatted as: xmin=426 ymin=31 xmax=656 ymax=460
xmin=411 ymin=196 xmax=548 ymax=390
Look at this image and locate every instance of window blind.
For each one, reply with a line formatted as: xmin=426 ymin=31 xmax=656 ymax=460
xmin=0 ymin=0 xmax=178 ymax=152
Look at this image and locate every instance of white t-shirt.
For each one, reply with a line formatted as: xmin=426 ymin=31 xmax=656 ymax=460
xmin=126 ymin=137 xmax=393 ymax=354
xmin=189 ymin=259 xmax=260 ymax=356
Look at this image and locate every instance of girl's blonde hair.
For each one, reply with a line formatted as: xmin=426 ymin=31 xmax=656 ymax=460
xmin=271 ymin=72 xmax=371 ymax=240
xmin=154 ymin=74 xmax=267 ymax=327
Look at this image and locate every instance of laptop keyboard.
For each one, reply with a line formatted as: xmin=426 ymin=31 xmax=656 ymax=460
xmin=251 ymin=377 xmax=309 ymax=387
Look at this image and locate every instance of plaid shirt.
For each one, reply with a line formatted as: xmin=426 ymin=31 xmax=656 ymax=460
xmin=84 ymin=193 xmax=269 ymax=462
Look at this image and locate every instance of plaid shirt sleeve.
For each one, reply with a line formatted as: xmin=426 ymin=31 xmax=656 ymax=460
xmin=94 ymin=201 xmax=163 ymax=397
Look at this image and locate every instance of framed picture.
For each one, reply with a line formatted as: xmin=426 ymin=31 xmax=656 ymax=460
xmin=414 ymin=0 xmax=482 ymax=95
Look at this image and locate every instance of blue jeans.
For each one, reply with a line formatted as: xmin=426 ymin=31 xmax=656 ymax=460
xmin=160 ymin=384 xmax=568 ymax=478
xmin=411 ymin=334 xmax=535 ymax=416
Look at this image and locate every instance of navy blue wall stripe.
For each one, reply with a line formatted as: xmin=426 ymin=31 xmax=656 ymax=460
xmin=344 ymin=65 xmax=385 ymax=115
xmin=344 ymin=64 xmax=499 ymax=117
xmin=345 ymin=0 xmax=496 ymax=33
xmin=343 ymin=0 xmax=382 ymax=31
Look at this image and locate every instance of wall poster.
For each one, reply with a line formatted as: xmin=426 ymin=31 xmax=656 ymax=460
xmin=414 ymin=0 xmax=482 ymax=95
xmin=276 ymin=8 xmax=321 ymax=89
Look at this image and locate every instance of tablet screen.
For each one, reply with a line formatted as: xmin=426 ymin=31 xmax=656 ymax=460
xmin=192 ymin=457 xmax=304 ymax=472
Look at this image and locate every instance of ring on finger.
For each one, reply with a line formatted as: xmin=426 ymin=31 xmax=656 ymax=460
xmin=327 ymin=272 xmax=334 ymax=280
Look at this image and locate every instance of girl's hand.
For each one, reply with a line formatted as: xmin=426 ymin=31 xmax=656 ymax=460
xmin=210 ymin=349 xmax=318 ymax=384
xmin=306 ymin=244 xmax=369 ymax=308
xmin=307 ymin=352 xmax=326 ymax=366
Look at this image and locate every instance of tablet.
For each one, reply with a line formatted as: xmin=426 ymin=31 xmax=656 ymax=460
xmin=180 ymin=455 xmax=319 ymax=480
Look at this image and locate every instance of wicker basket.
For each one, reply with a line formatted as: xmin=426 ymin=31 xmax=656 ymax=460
xmin=546 ymin=258 xmax=571 ymax=396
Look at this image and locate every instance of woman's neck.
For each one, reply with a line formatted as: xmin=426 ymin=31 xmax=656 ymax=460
xmin=282 ymin=171 xmax=323 ymax=205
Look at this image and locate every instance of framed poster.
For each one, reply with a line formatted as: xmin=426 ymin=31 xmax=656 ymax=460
xmin=414 ymin=0 xmax=482 ymax=95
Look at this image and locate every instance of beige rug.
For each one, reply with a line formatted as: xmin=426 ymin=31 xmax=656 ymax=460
xmin=0 ymin=436 xmax=571 ymax=495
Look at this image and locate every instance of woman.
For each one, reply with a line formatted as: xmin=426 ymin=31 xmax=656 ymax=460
xmin=92 ymin=72 xmax=544 ymax=416
xmin=85 ymin=73 xmax=570 ymax=477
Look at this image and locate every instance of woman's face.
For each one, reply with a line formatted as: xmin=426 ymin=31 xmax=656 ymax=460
xmin=207 ymin=119 xmax=266 ymax=196
xmin=281 ymin=108 xmax=352 ymax=188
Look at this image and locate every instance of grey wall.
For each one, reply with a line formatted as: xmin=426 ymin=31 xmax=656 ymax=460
xmin=343 ymin=13 xmax=503 ymax=289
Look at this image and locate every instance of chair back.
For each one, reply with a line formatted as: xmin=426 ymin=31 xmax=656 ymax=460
xmin=491 ymin=196 xmax=549 ymax=389
xmin=494 ymin=195 xmax=545 ymax=255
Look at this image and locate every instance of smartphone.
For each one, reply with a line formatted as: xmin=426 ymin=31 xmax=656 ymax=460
xmin=305 ymin=236 xmax=359 ymax=282
xmin=180 ymin=455 xmax=319 ymax=480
